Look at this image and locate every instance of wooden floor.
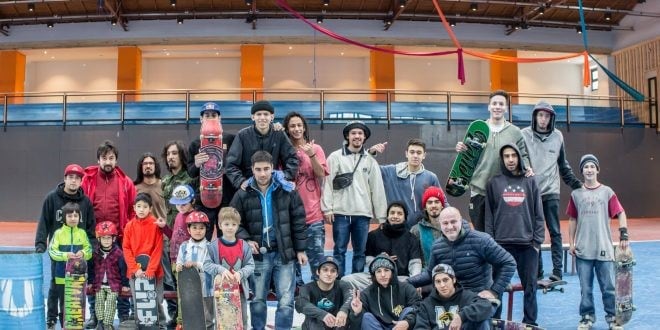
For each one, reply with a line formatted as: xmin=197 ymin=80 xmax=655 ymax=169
xmin=3 ymin=217 xmax=659 ymax=248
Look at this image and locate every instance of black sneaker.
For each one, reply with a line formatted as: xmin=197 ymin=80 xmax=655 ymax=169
xmin=46 ymin=321 xmax=56 ymax=330
xmin=549 ymin=273 xmax=563 ymax=282
xmin=84 ymin=316 xmax=98 ymax=329
xmin=119 ymin=315 xmax=130 ymax=323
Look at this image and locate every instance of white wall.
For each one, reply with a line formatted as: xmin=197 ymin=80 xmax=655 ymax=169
xmin=25 ymin=59 xmax=117 ymax=102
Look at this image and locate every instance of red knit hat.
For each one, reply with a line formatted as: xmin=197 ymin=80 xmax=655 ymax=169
xmin=421 ymin=186 xmax=447 ymax=209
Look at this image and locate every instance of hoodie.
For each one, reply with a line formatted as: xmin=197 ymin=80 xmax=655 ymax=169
xmin=81 ymin=165 xmax=136 ymax=237
xmin=349 ymin=255 xmax=420 ymax=329
xmin=485 ymin=144 xmax=545 ymax=248
xmin=522 ymin=101 xmax=582 ymax=200
xmin=413 ymin=286 xmax=492 ymax=330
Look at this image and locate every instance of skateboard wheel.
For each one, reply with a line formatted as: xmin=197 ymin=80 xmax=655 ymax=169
xmin=543 ymin=288 xmax=547 ymax=294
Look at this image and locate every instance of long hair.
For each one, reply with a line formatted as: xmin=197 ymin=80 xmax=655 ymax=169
xmin=161 ymin=140 xmax=188 ymax=173
xmin=134 ymin=153 xmax=161 ymax=185
xmin=283 ymin=111 xmax=310 ymax=143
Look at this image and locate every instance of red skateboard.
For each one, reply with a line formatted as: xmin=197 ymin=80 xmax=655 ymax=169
xmin=200 ymin=119 xmax=224 ymax=208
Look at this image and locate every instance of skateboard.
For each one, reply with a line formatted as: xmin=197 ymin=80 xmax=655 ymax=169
xmin=446 ymin=120 xmax=490 ymax=197
xmin=615 ymin=245 xmax=635 ymax=326
xmin=134 ymin=254 xmax=159 ymax=330
xmin=200 ymin=119 xmax=224 ymax=208
xmin=537 ymin=279 xmax=567 ymax=294
xmin=64 ymin=256 xmax=87 ymax=330
xmin=492 ymin=319 xmax=545 ymax=330
xmin=213 ymin=274 xmax=243 ymax=330
xmin=179 ymin=267 xmax=206 ymax=329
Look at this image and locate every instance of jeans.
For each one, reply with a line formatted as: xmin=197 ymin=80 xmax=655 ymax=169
xmin=332 ymin=215 xmax=370 ymax=278
xmin=502 ymin=244 xmax=539 ymax=325
xmin=361 ymin=306 xmax=413 ymax=330
xmin=251 ymin=251 xmax=295 ymax=330
xmin=538 ymin=199 xmax=563 ymax=277
xmin=468 ymin=195 xmax=486 ymax=232
xmin=576 ymin=257 xmax=616 ymax=320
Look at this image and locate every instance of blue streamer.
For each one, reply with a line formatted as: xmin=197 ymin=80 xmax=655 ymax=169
xmin=577 ymin=0 xmax=645 ymax=101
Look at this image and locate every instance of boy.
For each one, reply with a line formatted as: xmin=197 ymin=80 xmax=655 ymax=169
xmin=568 ymin=154 xmax=629 ymax=330
xmin=88 ymin=221 xmax=129 ymax=330
xmin=122 ymin=193 xmax=165 ymax=328
xmin=176 ymin=211 xmax=213 ymax=330
xmin=414 ymin=264 xmax=492 ymax=330
xmin=349 ymin=253 xmax=420 ymax=330
xmin=296 ymin=256 xmax=352 ymax=330
xmin=204 ymin=207 xmax=255 ymax=329
xmin=48 ymin=202 xmax=93 ymax=329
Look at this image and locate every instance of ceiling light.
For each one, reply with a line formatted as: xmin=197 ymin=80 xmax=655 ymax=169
xmin=111 ymin=18 xmax=117 ymax=26
xmin=177 ymin=17 xmax=183 ymax=24
xmin=47 ymin=22 xmax=54 ymax=28
xmin=470 ymin=3 xmax=478 ymax=11
xmin=538 ymin=6 xmax=545 ymax=15
xmin=245 ymin=0 xmax=252 ymax=6
xmin=449 ymin=20 xmax=456 ymax=27
xmin=605 ymin=12 xmax=612 ymax=21
xmin=384 ymin=17 xmax=393 ymax=26
xmin=514 ymin=24 xmax=520 ymax=30
xmin=576 ymin=26 xmax=582 ymax=34
xmin=399 ymin=0 xmax=407 ymax=8
xmin=323 ymin=0 xmax=330 ymax=6
xmin=28 ymin=3 xmax=35 ymax=12
xmin=170 ymin=0 xmax=176 ymax=7
xmin=316 ymin=16 xmax=323 ymax=24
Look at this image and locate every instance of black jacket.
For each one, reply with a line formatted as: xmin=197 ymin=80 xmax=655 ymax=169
xmin=414 ymin=286 xmax=492 ymax=330
xmin=365 ymin=223 xmax=422 ymax=277
xmin=35 ymin=183 xmax=96 ymax=253
xmin=230 ymin=178 xmax=307 ymax=263
xmin=225 ymin=124 xmax=298 ymax=189
xmin=408 ymin=220 xmax=516 ymax=296
xmin=187 ymin=133 xmax=237 ymax=208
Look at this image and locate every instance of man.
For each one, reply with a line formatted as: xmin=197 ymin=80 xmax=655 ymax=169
xmin=162 ymin=140 xmax=193 ymax=227
xmin=485 ymin=145 xmax=544 ymax=326
xmin=321 ymin=120 xmax=387 ymax=278
xmin=408 ymin=207 xmax=515 ymax=308
xmin=231 ymin=150 xmax=308 ymax=330
xmin=342 ymin=202 xmax=422 ymax=291
xmin=226 ymin=100 xmax=298 ymax=191
xmin=134 ymin=152 xmax=166 ymax=221
xmin=36 ymin=164 xmax=96 ymax=330
xmin=187 ymin=102 xmax=236 ymax=240
xmin=410 ymin=186 xmax=447 ymax=267
xmin=372 ymin=138 xmax=441 ymax=229
xmin=521 ymin=101 xmax=582 ymax=281
xmin=455 ymin=90 xmax=532 ymax=232
xmin=81 ymin=140 xmax=136 ymax=327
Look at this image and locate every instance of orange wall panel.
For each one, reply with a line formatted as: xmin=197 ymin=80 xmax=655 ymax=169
xmin=490 ymin=50 xmax=518 ymax=103
xmin=0 ymin=50 xmax=26 ymax=103
xmin=117 ymin=46 xmax=142 ymax=101
xmin=370 ymin=46 xmax=395 ymax=101
xmin=240 ymin=44 xmax=264 ymax=101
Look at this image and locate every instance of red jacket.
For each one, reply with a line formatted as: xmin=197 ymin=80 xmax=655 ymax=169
xmin=122 ymin=214 xmax=164 ymax=279
xmin=81 ymin=165 xmax=136 ymax=236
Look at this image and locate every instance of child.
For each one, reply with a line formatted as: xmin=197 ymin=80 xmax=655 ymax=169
xmin=204 ymin=207 xmax=254 ymax=330
xmin=414 ymin=264 xmax=492 ymax=330
xmin=568 ymin=154 xmax=629 ymax=330
xmin=48 ymin=202 xmax=93 ymax=329
xmin=295 ymin=256 xmax=352 ymax=330
xmin=122 ymin=193 xmax=165 ymax=328
xmin=175 ymin=211 xmax=212 ymax=330
xmin=88 ymin=221 xmax=130 ymax=330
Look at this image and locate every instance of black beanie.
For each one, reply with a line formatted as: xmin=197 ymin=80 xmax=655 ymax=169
xmin=251 ymin=100 xmax=275 ymax=114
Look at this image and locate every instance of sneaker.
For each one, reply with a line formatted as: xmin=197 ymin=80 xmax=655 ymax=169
xmin=46 ymin=322 xmax=56 ymax=330
xmin=84 ymin=316 xmax=98 ymax=329
xmin=608 ymin=322 xmax=623 ymax=330
xmin=577 ymin=315 xmax=594 ymax=330
xmin=549 ymin=273 xmax=563 ymax=282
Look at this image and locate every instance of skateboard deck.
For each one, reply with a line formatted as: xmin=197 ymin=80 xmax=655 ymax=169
xmin=179 ymin=267 xmax=206 ymax=329
xmin=537 ymin=279 xmax=567 ymax=294
xmin=492 ymin=319 xmax=545 ymax=330
xmin=64 ymin=257 xmax=87 ymax=330
xmin=134 ymin=254 xmax=159 ymax=330
xmin=200 ymin=119 xmax=224 ymax=208
xmin=446 ymin=120 xmax=490 ymax=197
xmin=213 ymin=274 xmax=243 ymax=330
xmin=615 ymin=245 xmax=635 ymax=326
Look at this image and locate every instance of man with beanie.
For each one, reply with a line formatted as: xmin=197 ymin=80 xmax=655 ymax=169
xmin=522 ymin=100 xmax=582 ymax=281
xmin=188 ymin=102 xmax=237 ymax=240
xmin=408 ymin=207 xmax=515 ymax=310
xmin=322 ymin=120 xmax=387 ymax=278
xmin=568 ymin=154 xmax=629 ymax=330
xmin=455 ymin=90 xmax=532 ymax=232
xmin=414 ymin=264 xmax=492 ymax=330
xmin=342 ymin=202 xmax=422 ymax=291
xmin=349 ymin=253 xmax=420 ymax=330
xmin=410 ymin=187 xmax=447 ymax=267
xmin=36 ymin=164 xmax=96 ymax=330
xmin=226 ymin=100 xmax=299 ymax=192
xmin=485 ymin=144 xmax=544 ymax=326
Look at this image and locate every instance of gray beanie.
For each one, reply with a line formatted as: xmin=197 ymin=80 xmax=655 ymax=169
xmin=579 ymin=154 xmax=600 ymax=171
xmin=369 ymin=254 xmax=395 ymax=275
xmin=432 ymin=264 xmax=456 ymax=280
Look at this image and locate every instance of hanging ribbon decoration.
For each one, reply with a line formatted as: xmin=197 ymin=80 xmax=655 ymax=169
xmin=577 ymin=0 xmax=644 ymax=101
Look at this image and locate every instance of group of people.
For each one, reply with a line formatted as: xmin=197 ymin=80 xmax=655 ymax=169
xmin=35 ymin=90 xmax=630 ymax=330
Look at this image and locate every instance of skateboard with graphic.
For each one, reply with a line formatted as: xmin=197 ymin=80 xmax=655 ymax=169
xmin=537 ymin=279 xmax=567 ymax=294
xmin=134 ymin=254 xmax=159 ymax=329
xmin=200 ymin=119 xmax=224 ymax=208
xmin=213 ymin=274 xmax=243 ymax=330
xmin=179 ymin=267 xmax=206 ymax=329
xmin=446 ymin=120 xmax=489 ymax=197
xmin=491 ymin=319 xmax=545 ymax=330
xmin=615 ymin=245 xmax=635 ymax=326
xmin=64 ymin=256 xmax=87 ymax=330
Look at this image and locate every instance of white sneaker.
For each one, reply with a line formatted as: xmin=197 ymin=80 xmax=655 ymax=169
xmin=577 ymin=315 xmax=593 ymax=330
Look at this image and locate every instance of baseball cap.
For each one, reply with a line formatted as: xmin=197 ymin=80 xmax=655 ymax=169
xmin=318 ymin=256 xmax=339 ymax=270
xmin=200 ymin=102 xmax=221 ymax=116
xmin=64 ymin=164 xmax=84 ymax=178
xmin=169 ymin=184 xmax=194 ymax=205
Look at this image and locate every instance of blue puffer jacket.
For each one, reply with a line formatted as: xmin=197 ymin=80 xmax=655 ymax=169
xmin=408 ymin=220 xmax=516 ymax=296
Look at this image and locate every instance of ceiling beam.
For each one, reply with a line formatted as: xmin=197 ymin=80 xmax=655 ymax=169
xmin=103 ymin=0 xmax=127 ymax=31
xmin=385 ymin=0 xmax=407 ymax=31
xmin=437 ymin=0 xmax=660 ymax=18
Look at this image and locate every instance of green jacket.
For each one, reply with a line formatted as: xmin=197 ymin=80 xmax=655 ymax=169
xmin=48 ymin=225 xmax=92 ymax=284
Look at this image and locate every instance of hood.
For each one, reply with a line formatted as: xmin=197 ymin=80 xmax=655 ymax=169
xmin=247 ymin=170 xmax=294 ymax=192
xmin=499 ymin=144 xmax=525 ymax=177
xmin=369 ymin=253 xmax=398 ymax=287
xmin=55 ymin=182 xmax=86 ymax=202
xmin=394 ymin=161 xmax=425 ymax=179
xmin=428 ymin=283 xmax=464 ymax=303
xmin=83 ymin=164 xmax=130 ymax=180
xmin=531 ymin=101 xmax=556 ymax=134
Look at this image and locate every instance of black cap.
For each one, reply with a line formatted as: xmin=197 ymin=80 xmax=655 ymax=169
xmin=251 ymin=100 xmax=275 ymax=114
xmin=342 ymin=120 xmax=371 ymax=141
xmin=318 ymin=256 xmax=339 ymax=270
